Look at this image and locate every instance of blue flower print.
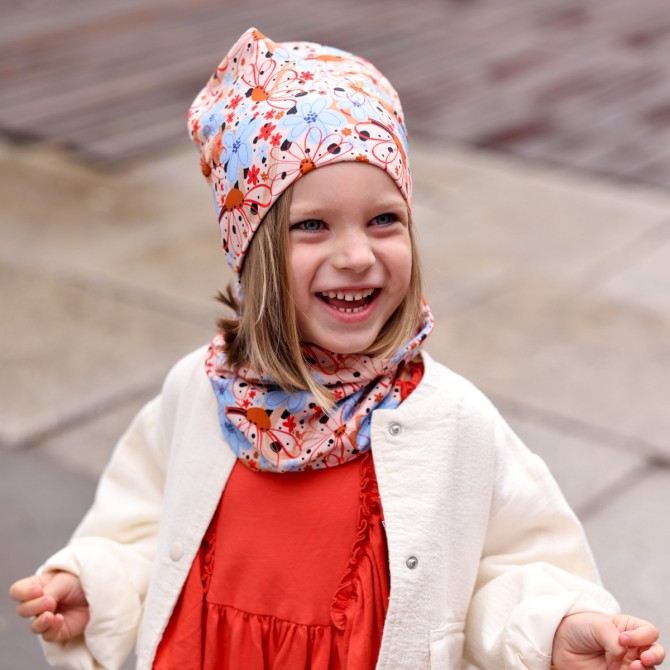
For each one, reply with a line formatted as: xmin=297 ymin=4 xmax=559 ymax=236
xmin=272 ymin=44 xmax=296 ymax=61
xmin=337 ymin=92 xmax=373 ymax=122
xmin=222 ymin=69 xmax=235 ymax=87
xmin=266 ymin=387 xmax=309 ymax=413
xmin=209 ymin=378 xmax=251 ymax=456
xmin=221 ymin=417 xmax=249 ymax=457
xmin=201 ymin=111 xmax=225 ymax=139
xmin=221 ymin=116 xmax=261 ymax=186
xmin=281 ymin=97 xmax=344 ymax=143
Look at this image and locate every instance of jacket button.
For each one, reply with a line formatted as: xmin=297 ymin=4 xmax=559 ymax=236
xmin=388 ymin=423 xmax=402 ymax=436
xmin=406 ymin=555 xmax=419 ymax=570
xmin=169 ymin=541 xmax=184 ymax=561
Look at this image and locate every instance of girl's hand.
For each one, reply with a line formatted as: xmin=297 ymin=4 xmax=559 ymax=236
xmin=552 ymin=612 xmax=665 ymax=670
xmin=9 ymin=571 xmax=89 ymax=643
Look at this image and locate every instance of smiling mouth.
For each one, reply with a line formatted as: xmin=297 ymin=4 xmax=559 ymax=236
xmin=318 ymin=288 xmax=378 ymax=313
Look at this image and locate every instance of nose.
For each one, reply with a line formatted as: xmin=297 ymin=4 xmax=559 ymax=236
xmin=332 ymin=228 xmax=375 ymax=272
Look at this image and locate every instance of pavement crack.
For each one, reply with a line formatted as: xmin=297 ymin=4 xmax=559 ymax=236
xmin=575 ymin=460 xmax=656 ymax=520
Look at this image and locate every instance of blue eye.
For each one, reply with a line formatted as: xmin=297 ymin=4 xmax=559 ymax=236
xmin=372 ymin=213 xmax=396 ymax=226
xmin=295 ymin=219 xmax=323 ymax=232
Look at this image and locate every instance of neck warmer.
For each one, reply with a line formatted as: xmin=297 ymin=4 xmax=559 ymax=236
xmin=206 ymin=304 xmax=434 ymax=473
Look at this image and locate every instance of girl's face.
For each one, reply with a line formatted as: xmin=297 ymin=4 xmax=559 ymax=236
xmin=289 ymin=162 xmax=412 ymax=354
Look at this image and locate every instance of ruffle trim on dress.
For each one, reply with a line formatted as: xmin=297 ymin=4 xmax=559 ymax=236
xmin=201 ymin=511 xmax=218 ymax=591
xmin=330 ymin=452 xmax=383 ymax=631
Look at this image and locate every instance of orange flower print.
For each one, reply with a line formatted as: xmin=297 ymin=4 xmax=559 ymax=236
xmin=269 ymin=129 xmax=353 ymax=184
xmin=240 ymin=54 xmax=304 ymax=111
xmin=212 ymin=178 xmax=273 ymax=270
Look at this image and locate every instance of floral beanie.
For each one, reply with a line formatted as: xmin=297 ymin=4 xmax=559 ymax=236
xmin=187 ymin=26 xmax=411 ymax=274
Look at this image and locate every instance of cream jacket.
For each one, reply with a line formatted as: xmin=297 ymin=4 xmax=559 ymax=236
xmin=41 ymin=347 xmax=618 ymax=670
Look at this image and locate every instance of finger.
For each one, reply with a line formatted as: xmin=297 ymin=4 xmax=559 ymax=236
xmin=620 ymin=622 xmax=660 ymax=648
xmin=640 ymin=643 xmax=665 ymax=667
xmin=15 ymin=595 xmax=57 ymax=619
xmin=588 ymin=617 xmax=627 ymax=666
xmin=30 ymin=610 xmax=58 ymax=636
xmin=41 ymin=614 xmax=67 ymax=644
xmin=629 ymin=661 xmax=655 ymax=670
xmin=8 ymin=575 xmax=44 ymax=602
xmin=41 ymin=571 xmax=80 ymax=603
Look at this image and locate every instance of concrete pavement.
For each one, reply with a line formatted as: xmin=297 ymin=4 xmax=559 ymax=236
xmin=1 ymin=135 xmax=669 ymax=667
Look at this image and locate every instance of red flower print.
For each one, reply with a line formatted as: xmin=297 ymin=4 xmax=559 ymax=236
xmin=229 ymin=94 xmax=243 ymax=109
xmin=264 ymin=110 xmax=276 ymax=119
xmin=270 ymin=132 xmax=282 ymax=147
xmin=247 ymin=164 xmax=260 ymax=186
xmin=226 ymin=112 xmax=234 ymax=124
xmin=283 ymin=416 xmax=297 ymax=432
xmin=301 ymin=71 xmax=315 ymax=81
xmin=259 ymin=122 xmax=277 ymax=141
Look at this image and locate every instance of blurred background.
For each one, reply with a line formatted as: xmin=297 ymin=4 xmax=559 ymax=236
xmin=1 ymin=0 xmax=669 ymax=667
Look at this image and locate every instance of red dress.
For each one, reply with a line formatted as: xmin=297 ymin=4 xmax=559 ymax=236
xmin=153 ymin=452 xmax=389 ymax=669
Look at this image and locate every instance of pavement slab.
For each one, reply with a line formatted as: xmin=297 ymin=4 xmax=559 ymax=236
xmin=412 ymin=140 xmax=670 ymax=282
xmin=0 ymin=448 xmax=97 ymax=670
xmin=0 ymin=262 xmax=211 ymax=449
xmin=584 ymin=468 xmax=670 ymax=646
xmin=433 ymin=280 xmax=670 ymax=458
xmin=501 ymin=412 xmax=647 ymax=516
xmin=37 ymin=391 xmax=158 ymax=481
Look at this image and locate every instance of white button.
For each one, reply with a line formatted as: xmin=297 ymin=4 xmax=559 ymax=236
xmin=406 ymin=556 xmax=419 ymax=570
xmin=389 ymin=423 xmax=402 ymax=436
xmin=169 ymin=541 xmax=184 ymax=561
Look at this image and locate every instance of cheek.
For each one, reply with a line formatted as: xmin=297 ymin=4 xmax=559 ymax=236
xmin=289 ymin=248 xmax=315 ymax=310
xmin=391 ymin=241 xmax=413 ymax=290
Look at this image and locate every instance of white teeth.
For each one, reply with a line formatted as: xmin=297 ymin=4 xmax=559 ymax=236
xmin=320 ymin=288 xmax=375 ymax=301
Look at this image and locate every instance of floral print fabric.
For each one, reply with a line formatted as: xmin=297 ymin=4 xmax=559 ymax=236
xmin=205 ymin=303 xmax=434 ymax=473
xmin=188 ymin=27 xmax=411 ymax=273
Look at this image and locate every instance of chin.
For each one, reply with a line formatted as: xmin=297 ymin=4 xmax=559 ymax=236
xmin=306 ymin=333 xmax=378 ymax=355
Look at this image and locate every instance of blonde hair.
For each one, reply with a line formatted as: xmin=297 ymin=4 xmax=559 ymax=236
xmin=217 ymin=185 xmax=425 ymax=411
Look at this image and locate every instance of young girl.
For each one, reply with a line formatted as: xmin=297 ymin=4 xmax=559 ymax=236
xmin=10 ymin=27 xmax=665 ymax=670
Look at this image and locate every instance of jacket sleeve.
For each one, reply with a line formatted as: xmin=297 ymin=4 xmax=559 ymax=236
xmin=38 ymin=394 xmax=168 ymax=670
xmin=465 ymin=413 xmax=619 ymax=670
